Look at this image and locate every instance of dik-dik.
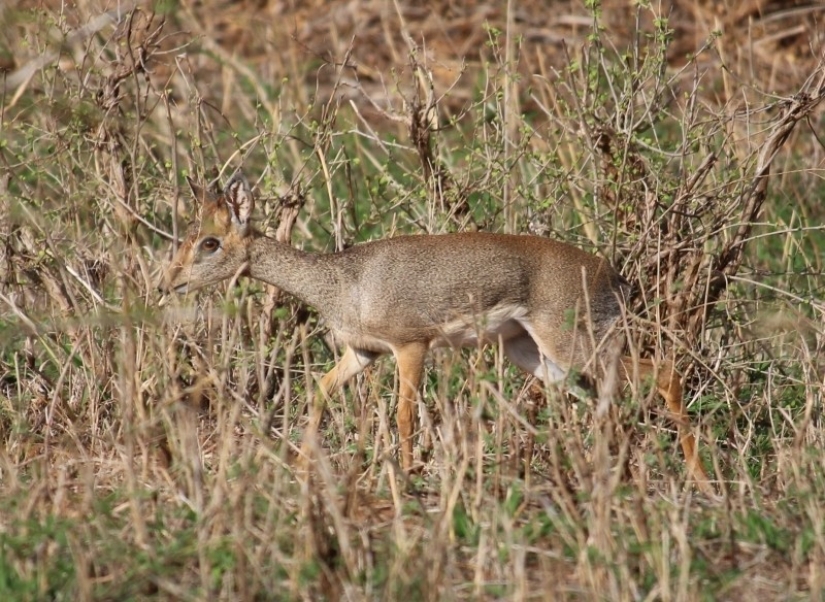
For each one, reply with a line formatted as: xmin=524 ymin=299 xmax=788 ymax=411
xmin=158 ymin=174 xmax=712 ymax=493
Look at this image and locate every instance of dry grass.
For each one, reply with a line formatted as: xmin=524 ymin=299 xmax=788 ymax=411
xmin=1 ymin=1 xmax=824 ymax=600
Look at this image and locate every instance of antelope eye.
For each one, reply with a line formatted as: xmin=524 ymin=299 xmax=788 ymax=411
xmin=200 ymin=237 xmax=220 ymax=253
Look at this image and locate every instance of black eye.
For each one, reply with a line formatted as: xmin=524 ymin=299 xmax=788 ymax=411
xmin=200 ymin=237 xmax=220 ymax=253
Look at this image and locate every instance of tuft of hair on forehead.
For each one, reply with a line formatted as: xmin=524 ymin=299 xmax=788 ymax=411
xmin=180 ymin=172 xmax=255 ymax=237
xmin=186 ymin=176 xmax=217 ymax=206
xmin=184 ymin=172 xmax=255 ymax=235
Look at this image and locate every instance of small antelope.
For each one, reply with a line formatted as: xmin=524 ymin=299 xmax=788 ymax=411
xmin=159 ymin=174 xmax=712 ymax=493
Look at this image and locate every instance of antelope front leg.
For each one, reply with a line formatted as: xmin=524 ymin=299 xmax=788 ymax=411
xmin=303 ymin=346 xmax=378 ymax=462
xmin=622 ymin=357 xmax=714 ymax=495
xmin=393 ymin=343 xmax=428 ymax=471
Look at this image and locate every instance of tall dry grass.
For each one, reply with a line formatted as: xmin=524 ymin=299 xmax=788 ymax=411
xmin=0 ymin=2 xmax=824 ymax=600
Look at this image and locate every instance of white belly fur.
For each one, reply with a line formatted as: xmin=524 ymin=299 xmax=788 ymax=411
xmin=431 ymin=303 xmax=529 ymax=348
xmin=331 ymin=303 xmax=531 ymax=353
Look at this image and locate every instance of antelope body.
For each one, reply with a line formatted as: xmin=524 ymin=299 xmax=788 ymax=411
xmin=159 ymin=174 xmax=712 ymax=493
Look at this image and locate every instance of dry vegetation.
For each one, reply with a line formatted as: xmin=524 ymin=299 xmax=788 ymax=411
xmin=1 ymin=1 xmax=825 ymax=600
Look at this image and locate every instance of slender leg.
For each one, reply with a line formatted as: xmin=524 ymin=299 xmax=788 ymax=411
xmin=620 ymin=357 xmax=714 ymax=494
xmin=393 ymin=342 xmax=428 ymax=471
xmin=319 ymin=346 xmax=380 ymax=398
xmin=304 ymin=346 xmax=379 ymax=462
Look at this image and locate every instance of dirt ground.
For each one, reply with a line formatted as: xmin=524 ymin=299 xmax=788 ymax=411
xmin=3 ymin=1 xmax=822 ymax=111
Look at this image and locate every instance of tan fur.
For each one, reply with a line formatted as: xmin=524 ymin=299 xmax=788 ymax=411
xmin=159 ymin=175 xmax=713 ymax=494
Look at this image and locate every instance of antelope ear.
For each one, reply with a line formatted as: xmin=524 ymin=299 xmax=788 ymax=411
xmin=224 ymin=173 xmax=254 ymax=234
xmin=187 ymin=176 xmax=211 ymax=206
